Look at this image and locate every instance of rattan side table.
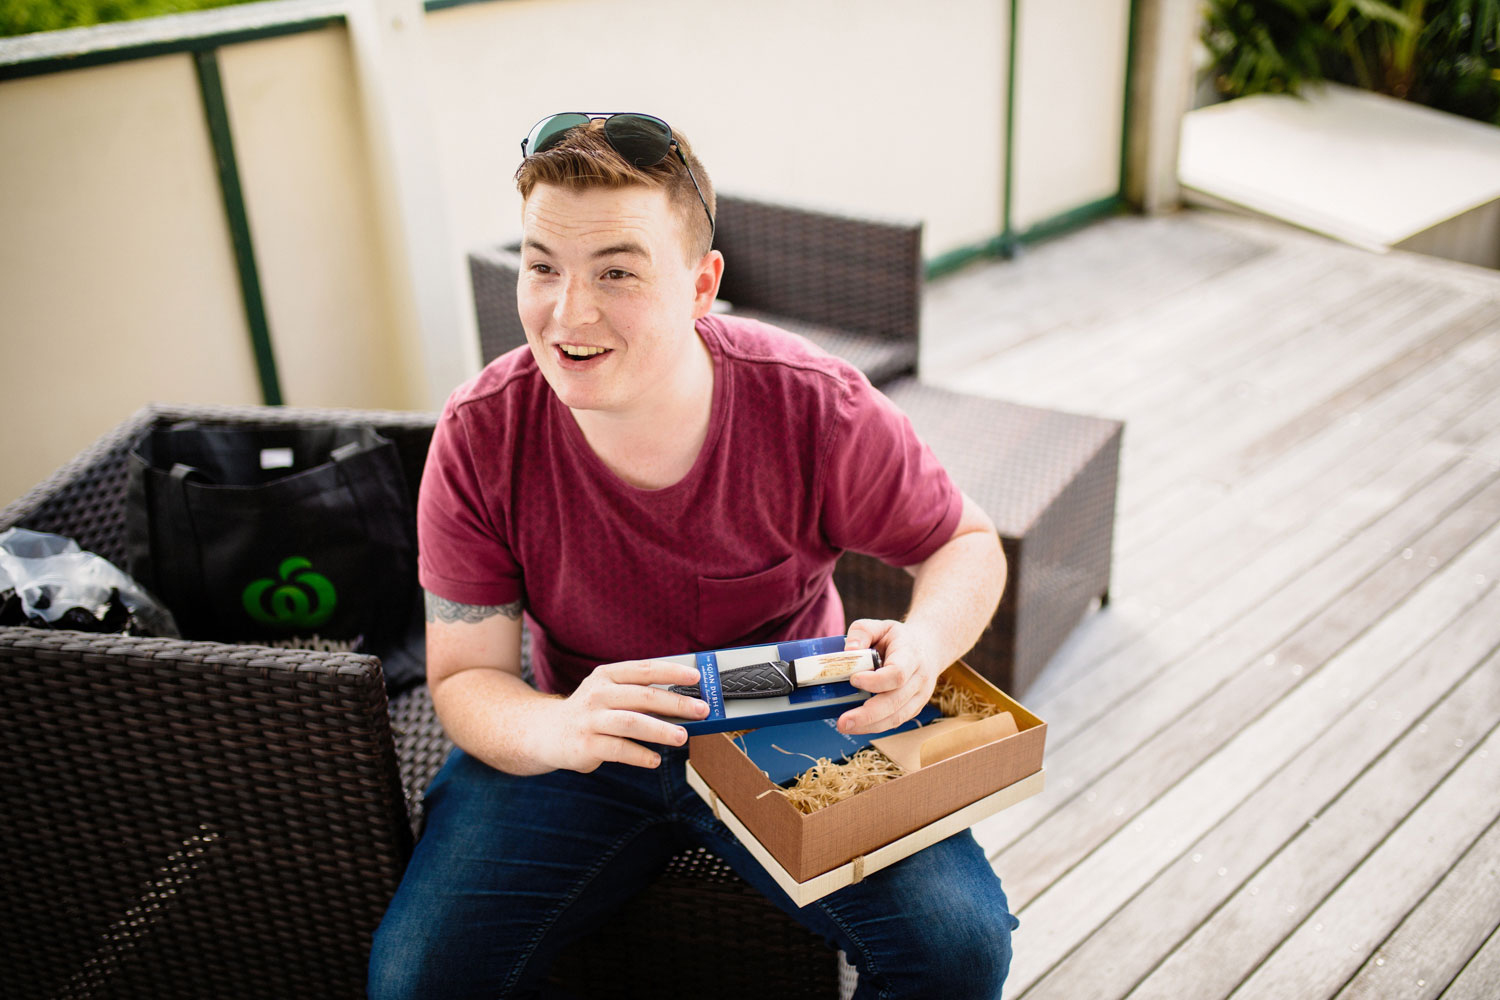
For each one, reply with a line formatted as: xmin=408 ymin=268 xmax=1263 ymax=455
xmin=834 ymin=379 xmax=1123 ymax=696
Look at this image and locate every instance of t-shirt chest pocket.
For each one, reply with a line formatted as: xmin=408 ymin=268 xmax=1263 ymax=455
xmin=695 ymin=554 xmax=802 ymax=648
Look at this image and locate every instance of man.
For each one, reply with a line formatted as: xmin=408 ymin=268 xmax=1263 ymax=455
xmin=368 ymin=113 xmax=1018 ymax=999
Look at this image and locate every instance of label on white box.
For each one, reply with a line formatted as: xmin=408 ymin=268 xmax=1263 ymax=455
xmin=259 ymin=447 xmax=294 ymax=470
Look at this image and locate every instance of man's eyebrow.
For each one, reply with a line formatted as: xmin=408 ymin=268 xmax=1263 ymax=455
xmin=593 ymin=242 xmax=650 ymax=260
xmin=520 ymin=238 xmax=650 ymax=261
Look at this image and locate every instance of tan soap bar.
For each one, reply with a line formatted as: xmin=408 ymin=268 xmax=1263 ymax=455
xmin=919 ymin=712 xmax=1018 ymax=767
xmin=871 ymin=712 xmax=1019 ymax=772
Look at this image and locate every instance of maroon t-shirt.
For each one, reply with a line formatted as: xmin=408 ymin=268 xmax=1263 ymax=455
xmin=417 ymin=314 xmax=962 ymax=694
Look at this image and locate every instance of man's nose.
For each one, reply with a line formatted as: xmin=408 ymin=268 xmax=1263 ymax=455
xmin=554 ymin=276 xmax=598 ymax=328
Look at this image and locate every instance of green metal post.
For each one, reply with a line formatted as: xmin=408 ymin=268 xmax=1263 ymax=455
xmin=1119 ymin=0 xmax=1141 ymax=200
xmin=1000 ymin=0 xmax=1021 ymax=259
xmin=193 ymin=48 xmax=283 ymax=406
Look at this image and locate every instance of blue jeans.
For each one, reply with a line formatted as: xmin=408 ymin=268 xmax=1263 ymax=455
xmin=368 ymin=745 xmax=1019 ymax=999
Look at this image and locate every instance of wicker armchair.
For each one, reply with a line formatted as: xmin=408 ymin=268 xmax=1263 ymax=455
xmin=0 ymin=403 xmax=840 ymax=1000
xmin=468 ymin=192 xmax=922 ymax=386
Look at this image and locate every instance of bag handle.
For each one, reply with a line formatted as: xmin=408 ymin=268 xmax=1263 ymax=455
xmin=329 ymin=441 xmax=363 ymax=464
xmin=329 ymin=440 xmax=373 ymax=540
xmin=157 ymin=462 xmax=212 ymax=636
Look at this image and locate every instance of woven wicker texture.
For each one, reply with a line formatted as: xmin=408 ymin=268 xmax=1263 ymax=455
xmin=387 ymin=682 xmax=450 ymax=836
xmin=0 ymin=630 xmax=408 ymax=999
xmin=466 ymin=193 xmax=922 ymax=387
xmin=2 ymin=407 xmax=156 ymax=569
xmin=713 ymin=194 xmax=921 ymax=352
xmin=729 ymin=307 xmax=918 ymax=387
xmin=1 ymin=404 xmax=432 ymax=999
xmin=467 ymin=243 xmax=528 ymax=367
xmin=836 ymin=379 xmax=1123 ymax=695
xmin=2 ymin=403 xmax=840 ymax=998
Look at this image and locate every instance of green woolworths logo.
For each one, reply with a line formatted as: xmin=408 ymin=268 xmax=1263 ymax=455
xmin=242 ymin=556 xmax=337 ymax=628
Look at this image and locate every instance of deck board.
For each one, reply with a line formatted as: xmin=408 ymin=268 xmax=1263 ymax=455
xmin=1117 ymin=317 xmax=1500 ymax=574
xmin=1114 ymin=602 xmax=1500 ymax=1000
xmin=1026 ymin=617 xmax=1500 ymax=1000
xmin=1439 ymin=924 xmax=1500 ymax=1000
xmin=1334 ymin=815 xmax=1500 ymax=1000
xmin=1219 ymin=721 xmax=1500 ymax=1000
xmin=919 ymin=208 xmax=1500 ymax=1000
xmin=999 ymin=516 xmax=1500 ymax=995
xmin=1025 ymin=366 xmax=1500 ymax=710
xmin=987 ymin=451 xmax=1500 ymax=846
xmin=1111 ymin=285 xmax=1474 ymax=514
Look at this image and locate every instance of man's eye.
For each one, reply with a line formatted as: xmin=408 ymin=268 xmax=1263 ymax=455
xmin=603 ymin=269 xmax=632 ymax=280
xmin=528 ymin=262 xmax=554 ymax=275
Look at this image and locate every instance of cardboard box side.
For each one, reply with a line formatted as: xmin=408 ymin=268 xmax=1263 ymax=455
xmin=942 ymin=662 xmax=1046 ymax=734
xmin=796 ymin=719 xmax=1044 ymax=879
xmin=687 ymin=764 xmax=1047 ymax=906
xmin=688 ymin=729 xmax=811 ymax=875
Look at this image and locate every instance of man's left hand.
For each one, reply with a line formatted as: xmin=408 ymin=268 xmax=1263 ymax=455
xmin=835 ymin=619 xmax=944 ymax=735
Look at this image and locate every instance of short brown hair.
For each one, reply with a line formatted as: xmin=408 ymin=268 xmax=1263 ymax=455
xmin=515 ymin=118 xmax=716 ymax=261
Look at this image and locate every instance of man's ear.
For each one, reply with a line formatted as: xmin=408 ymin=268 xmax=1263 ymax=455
xmin=691 ymin=250 xmax=726 ymax=319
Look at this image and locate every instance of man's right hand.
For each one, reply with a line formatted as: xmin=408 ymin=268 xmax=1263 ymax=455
xmin=424 ymin=591 xmax=712 ymax=775
xmin=537 ymin=660 xmax=710 ymax=772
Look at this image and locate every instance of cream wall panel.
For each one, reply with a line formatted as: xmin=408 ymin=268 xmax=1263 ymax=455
xmin=424 ymin=0 xmax=1006 ymax=265
xmin=1011 ymin=0 xmax=1130 ymax=229
xmin=0 ymin=55 xmax=261 ymax=506
xmin=218 ymin=27 xmax=419 ymax=410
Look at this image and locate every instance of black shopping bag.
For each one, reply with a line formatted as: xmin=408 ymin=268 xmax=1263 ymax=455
xmin=125 ymin=421 xmax=424 ymax=692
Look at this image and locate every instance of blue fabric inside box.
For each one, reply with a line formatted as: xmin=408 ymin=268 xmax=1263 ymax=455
xmin=731 ymin=704 xmax=944 ymax=784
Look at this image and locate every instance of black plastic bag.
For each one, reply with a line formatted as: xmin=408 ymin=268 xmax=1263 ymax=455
xmin=125 ymin=421 xmax=425 ymax=693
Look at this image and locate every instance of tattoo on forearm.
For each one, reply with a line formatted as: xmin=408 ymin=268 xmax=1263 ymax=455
xmin=424 ymin=592 xmax=522 ymax=624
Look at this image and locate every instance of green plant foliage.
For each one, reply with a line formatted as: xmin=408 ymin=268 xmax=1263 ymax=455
xmin=1203 ymin=0 xmax=1343 ymax=96
xmin=1203 ymin=0 xmax=1500 ymax=124
xmin=1 ymin=0 xmax=264 ymax=38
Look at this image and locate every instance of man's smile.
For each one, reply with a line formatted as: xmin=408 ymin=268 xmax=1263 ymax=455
xmin=554 ymin=344 xmax=615 ymax=369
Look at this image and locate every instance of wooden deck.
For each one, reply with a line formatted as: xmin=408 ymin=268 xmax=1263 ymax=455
xmin=921 ymin=209 xmax=1500 ymax=1000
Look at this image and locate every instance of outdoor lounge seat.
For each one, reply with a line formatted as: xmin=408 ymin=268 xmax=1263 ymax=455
xmin=468 ymin=192 xmax=923 ymax=387
xmin=0 ymin=403 xmax=841 ymax=999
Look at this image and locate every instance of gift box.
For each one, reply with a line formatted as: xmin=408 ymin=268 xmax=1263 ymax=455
xmin=685 ymin=660 xmax=1046 ymax=906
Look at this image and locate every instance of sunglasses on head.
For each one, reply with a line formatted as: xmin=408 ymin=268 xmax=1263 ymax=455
xmin=521 ymin=112 xmax=715 ymax=244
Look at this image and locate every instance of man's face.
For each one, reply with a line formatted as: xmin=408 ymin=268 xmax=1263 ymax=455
xmin=517 ymin=182 xmax=715 ymax=415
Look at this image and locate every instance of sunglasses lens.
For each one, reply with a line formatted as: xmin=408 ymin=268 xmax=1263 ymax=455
xmin=603 ymin=114 xmax=672 ymax=167
xmin=526 ymin=113 xmax=591 ymax=155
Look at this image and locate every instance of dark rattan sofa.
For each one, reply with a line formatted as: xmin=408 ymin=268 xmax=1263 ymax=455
xmin=0 ymin=403 xmax=841 ymax=999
